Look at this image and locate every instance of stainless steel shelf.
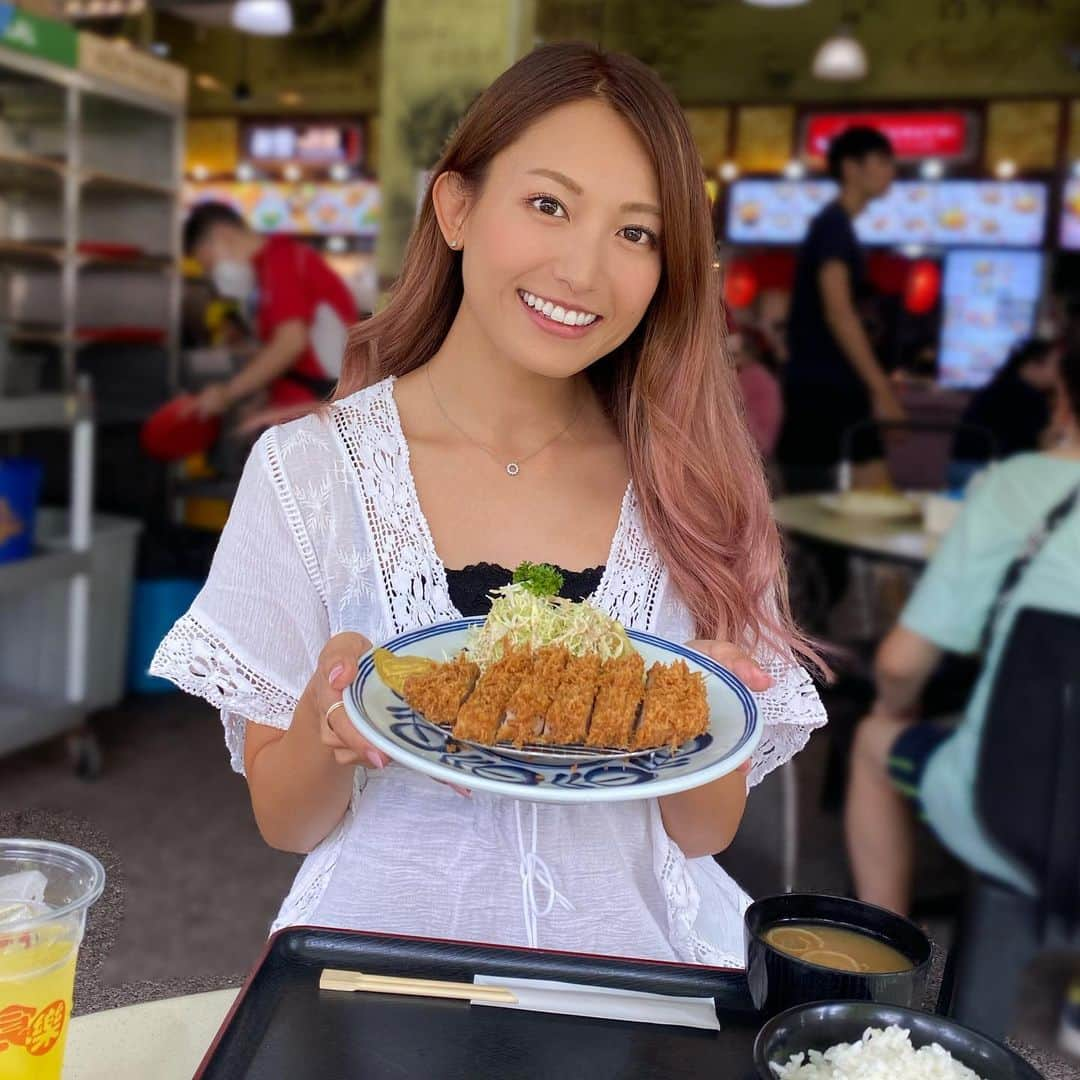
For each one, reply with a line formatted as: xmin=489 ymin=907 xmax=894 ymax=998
xmin=78 ymin=252 xmax=176 ymax=273
xmin=0 ymin=239 xmax=65 ymax=265
xmin=6 ymin=322 xmax=66 ymax=346
xmin=0 ymin=547 xmax=90 ymax=596
xmin=0 ymin=245 xmax=175 ymax=272
xmin=0 ymin=22 xmax=184 ymax=765
xmin=0 ymin=393 xmax=74 ymax=431
xmin=81 ymin=170 xmax=178 ymax=198
xmin=0 ymin=149 xmax=66 ymax=190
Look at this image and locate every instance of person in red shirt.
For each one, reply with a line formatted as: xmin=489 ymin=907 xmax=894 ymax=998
xmin=183 ymin=201 xmax=359 ymax=418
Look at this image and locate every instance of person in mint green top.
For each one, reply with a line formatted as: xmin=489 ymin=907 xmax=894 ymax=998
xmin=844 ymin=345 xmax=1080 ymax=916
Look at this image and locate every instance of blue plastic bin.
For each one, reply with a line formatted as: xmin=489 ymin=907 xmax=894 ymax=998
xmin=127 ymin=578 xmax=202 ymax=694
xmin=0 ymin=458 xmax=43 ymax=563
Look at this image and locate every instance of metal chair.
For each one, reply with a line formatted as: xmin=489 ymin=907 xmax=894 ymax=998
xmin=938 ymin=608 xmax=1080 ymax=1038
xmin=779 ymin=758 xmax=799 ymax=893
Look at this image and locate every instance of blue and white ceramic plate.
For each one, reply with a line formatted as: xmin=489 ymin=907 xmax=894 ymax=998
xmin=343 ymin=618 xmax=761 ymax=804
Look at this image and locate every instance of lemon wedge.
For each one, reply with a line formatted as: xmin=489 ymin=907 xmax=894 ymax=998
xmin=801 ymin=948 xmax=861 ymax=972
xmin=764 ymin=926 xmax=825 ymax=955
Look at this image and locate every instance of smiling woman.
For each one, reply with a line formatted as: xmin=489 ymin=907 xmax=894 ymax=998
xmin=343 ymin=47 xmax=815 ymax=663
xmin=150 ymin=42 xmax=827 ymax=967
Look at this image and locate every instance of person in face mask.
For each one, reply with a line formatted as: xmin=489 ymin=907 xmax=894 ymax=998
xmin=182 ymin=202 xmax=360 ymax=418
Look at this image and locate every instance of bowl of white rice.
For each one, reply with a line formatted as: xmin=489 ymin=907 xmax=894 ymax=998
xmin=754 ymin=1001 xmax=1043 ymax=1080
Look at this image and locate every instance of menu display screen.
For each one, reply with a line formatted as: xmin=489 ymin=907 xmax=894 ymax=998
xmin=243 ymin=123 xmax=364 ymax=166
xmin=726 ymin=179 xmax=1047 ymax=248
xmin=183 ymin=180 xmax=380 ymax=237
xmin=1060 ymin=177 xmax=1080 ymax=250
xmin=937 ymin=250 xmax=1043 ymax=389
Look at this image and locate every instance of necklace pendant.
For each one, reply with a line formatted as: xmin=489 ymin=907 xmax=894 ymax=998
xmin=506 ymin=462 xmax=520 ymax=477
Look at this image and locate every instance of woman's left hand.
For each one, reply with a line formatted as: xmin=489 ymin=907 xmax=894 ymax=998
xmin=684 ymin=639 xmax=774 ymax=775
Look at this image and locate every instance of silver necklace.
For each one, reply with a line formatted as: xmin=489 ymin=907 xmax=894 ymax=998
xmin=426 ymin=364 xmax=584 ymax=477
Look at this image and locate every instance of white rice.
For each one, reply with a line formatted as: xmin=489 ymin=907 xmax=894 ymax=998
xmin=770 ymin=1024 xmax=986 ymax=1080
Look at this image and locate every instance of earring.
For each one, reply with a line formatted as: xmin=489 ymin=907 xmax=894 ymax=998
xmin=449 ymin=238 xmax=460 ymax=249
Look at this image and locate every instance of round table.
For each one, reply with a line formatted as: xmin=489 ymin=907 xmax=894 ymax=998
xmin=63 ymin=988 xmax=238 ymax=1079
xmin=773 ymin=493 xmax=937 ymax=566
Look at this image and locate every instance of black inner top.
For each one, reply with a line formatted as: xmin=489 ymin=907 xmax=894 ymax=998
xmin=444 ymin=562 xmax=606 ymax=617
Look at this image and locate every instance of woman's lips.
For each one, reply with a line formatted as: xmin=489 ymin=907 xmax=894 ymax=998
xmin=517 ymin=291 xmax=603 ymax=340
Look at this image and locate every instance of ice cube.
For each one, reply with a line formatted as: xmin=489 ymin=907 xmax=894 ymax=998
xmin=0 ymin=901 xmax=48 ymax=926
xmin=0 ymin=870 xmax=48 ymax=925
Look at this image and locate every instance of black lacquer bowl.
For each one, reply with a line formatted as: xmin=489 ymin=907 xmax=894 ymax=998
xmin=754 ymin=1001 xmax=1043 ymax=1079
xmin=744 ymin=892 xmax=932 ymax=1017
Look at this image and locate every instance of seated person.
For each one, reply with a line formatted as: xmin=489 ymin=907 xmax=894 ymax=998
xmin=846 ymin=347 xmax=1080 ymax=916
xmin=950 ymin=337 xmax=1061 ymax=489
xmin=730 ymin=322 xmax=783 ymax=459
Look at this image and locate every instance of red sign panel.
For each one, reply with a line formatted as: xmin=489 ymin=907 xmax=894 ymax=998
xmin=804 ymin=112 xmax=971 ymax=162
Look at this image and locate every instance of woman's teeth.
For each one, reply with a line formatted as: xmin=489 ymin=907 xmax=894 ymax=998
xmin=519 ymin=290 xmax=599 ymax=327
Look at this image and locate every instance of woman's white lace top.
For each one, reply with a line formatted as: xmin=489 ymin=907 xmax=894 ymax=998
xmin=150 ymin=378 xmax=826 ymax=966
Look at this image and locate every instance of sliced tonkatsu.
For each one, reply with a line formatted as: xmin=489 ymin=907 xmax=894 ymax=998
xmin=401 ymin=654 xmax=480 ymax=726
xmin=540 ymin=653 xmax=602 ymax=745
xmin=398 ymin=642 xmax=710 ymax=753
xmin=497 ymin=645 xmax=569 ymax=746
xmin=586 ymin=652 xmax=646 ymax=749
xmin=452 ymin=646 xmax=533 ymax=743
xmin=632 ymin=659 xmax=709 ymax=750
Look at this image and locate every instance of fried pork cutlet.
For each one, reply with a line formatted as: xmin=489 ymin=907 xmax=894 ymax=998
xmin=452 ymin=647 xmax=533 ymax=743
xmin=497 ymin=646 xmax=569 ymax=746
xmin=632 ymin=659 xmax=709 ymax=751
xmin=540 ymin=653 xmax=602 ymax=745
xmin=586 ymin=651 xmax=645 ymax=749
xmin=402 ymin=654 xmax=479 ymax=726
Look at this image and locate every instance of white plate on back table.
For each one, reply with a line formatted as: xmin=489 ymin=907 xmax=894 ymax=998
xmin=344 ymin=617 xmax=761 ymax=804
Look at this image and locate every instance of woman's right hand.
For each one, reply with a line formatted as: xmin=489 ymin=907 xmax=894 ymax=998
xmin=311 ymin=632 xmax=390 ymax=770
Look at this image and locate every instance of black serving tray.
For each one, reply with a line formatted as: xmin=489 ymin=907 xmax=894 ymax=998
xmin=195 ymin=926 xmax=763 ymax=1079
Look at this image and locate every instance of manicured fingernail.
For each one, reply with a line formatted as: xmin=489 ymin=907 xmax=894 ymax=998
xmin=366 ymin=750 xmax=385 ymax=769
xmin=328 ymin=664 xmax=344 ymax=684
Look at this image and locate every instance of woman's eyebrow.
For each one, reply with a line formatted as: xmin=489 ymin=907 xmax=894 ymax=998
xmin=527 ymin=168 xmax=662 ymax=218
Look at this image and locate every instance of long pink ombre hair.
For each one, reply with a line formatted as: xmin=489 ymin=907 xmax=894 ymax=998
xmin=338 ymin=43 xmax=815 ymax=665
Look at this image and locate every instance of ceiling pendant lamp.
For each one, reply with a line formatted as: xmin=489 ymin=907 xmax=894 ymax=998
xmin=232 ymin=0 xmax=293 ymax=36
xmin=812 ymin=24 xmax=869 ymax=81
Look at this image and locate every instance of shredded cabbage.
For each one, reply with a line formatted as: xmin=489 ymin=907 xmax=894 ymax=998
xmin=464 ymin=583 xmax=631 ymax=670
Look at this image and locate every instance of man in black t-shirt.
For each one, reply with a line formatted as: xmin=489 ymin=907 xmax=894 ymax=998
xmin=778 ymin=127 xmax=902 ymax=491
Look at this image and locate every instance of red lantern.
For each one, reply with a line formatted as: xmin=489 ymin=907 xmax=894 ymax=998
xmin=724 ymin=261 xmax=759 ymax=310
xmin=904 ymin=259 xmax=941 ymax=315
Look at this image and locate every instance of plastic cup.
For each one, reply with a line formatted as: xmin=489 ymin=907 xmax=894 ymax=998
xmin=0 ymin=840 xmax=105 ymax=1080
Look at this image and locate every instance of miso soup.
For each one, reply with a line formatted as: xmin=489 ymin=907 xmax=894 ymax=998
xmin=762 ymin=921 xmax=914 ymax=974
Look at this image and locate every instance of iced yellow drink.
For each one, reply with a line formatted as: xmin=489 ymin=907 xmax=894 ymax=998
xmin=0 ymin=843 xmax=105 ymax=1080
xmin=0 ymin=911 xmax=77 ymax=1080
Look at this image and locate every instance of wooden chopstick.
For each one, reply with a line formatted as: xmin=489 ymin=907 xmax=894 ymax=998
xmin=319 ymin=968 xmax=518 ymax=1003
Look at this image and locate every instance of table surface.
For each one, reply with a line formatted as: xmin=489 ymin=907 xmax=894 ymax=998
xmin=64 ymin=988 xmax=238 ymax=1080
xmin=773 ymin=493 xmax=938 ymax=565
xmin=62 ymin=985 xmax=1075 ymax=1079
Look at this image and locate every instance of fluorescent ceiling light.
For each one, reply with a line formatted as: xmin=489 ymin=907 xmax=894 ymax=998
xmin=232 ymin=0 xmax=293 ymax=36
xmin=741 ymin=0 xmax=809 ymax=6
xmin=812 ymin=25 xmax=869 ymax=81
